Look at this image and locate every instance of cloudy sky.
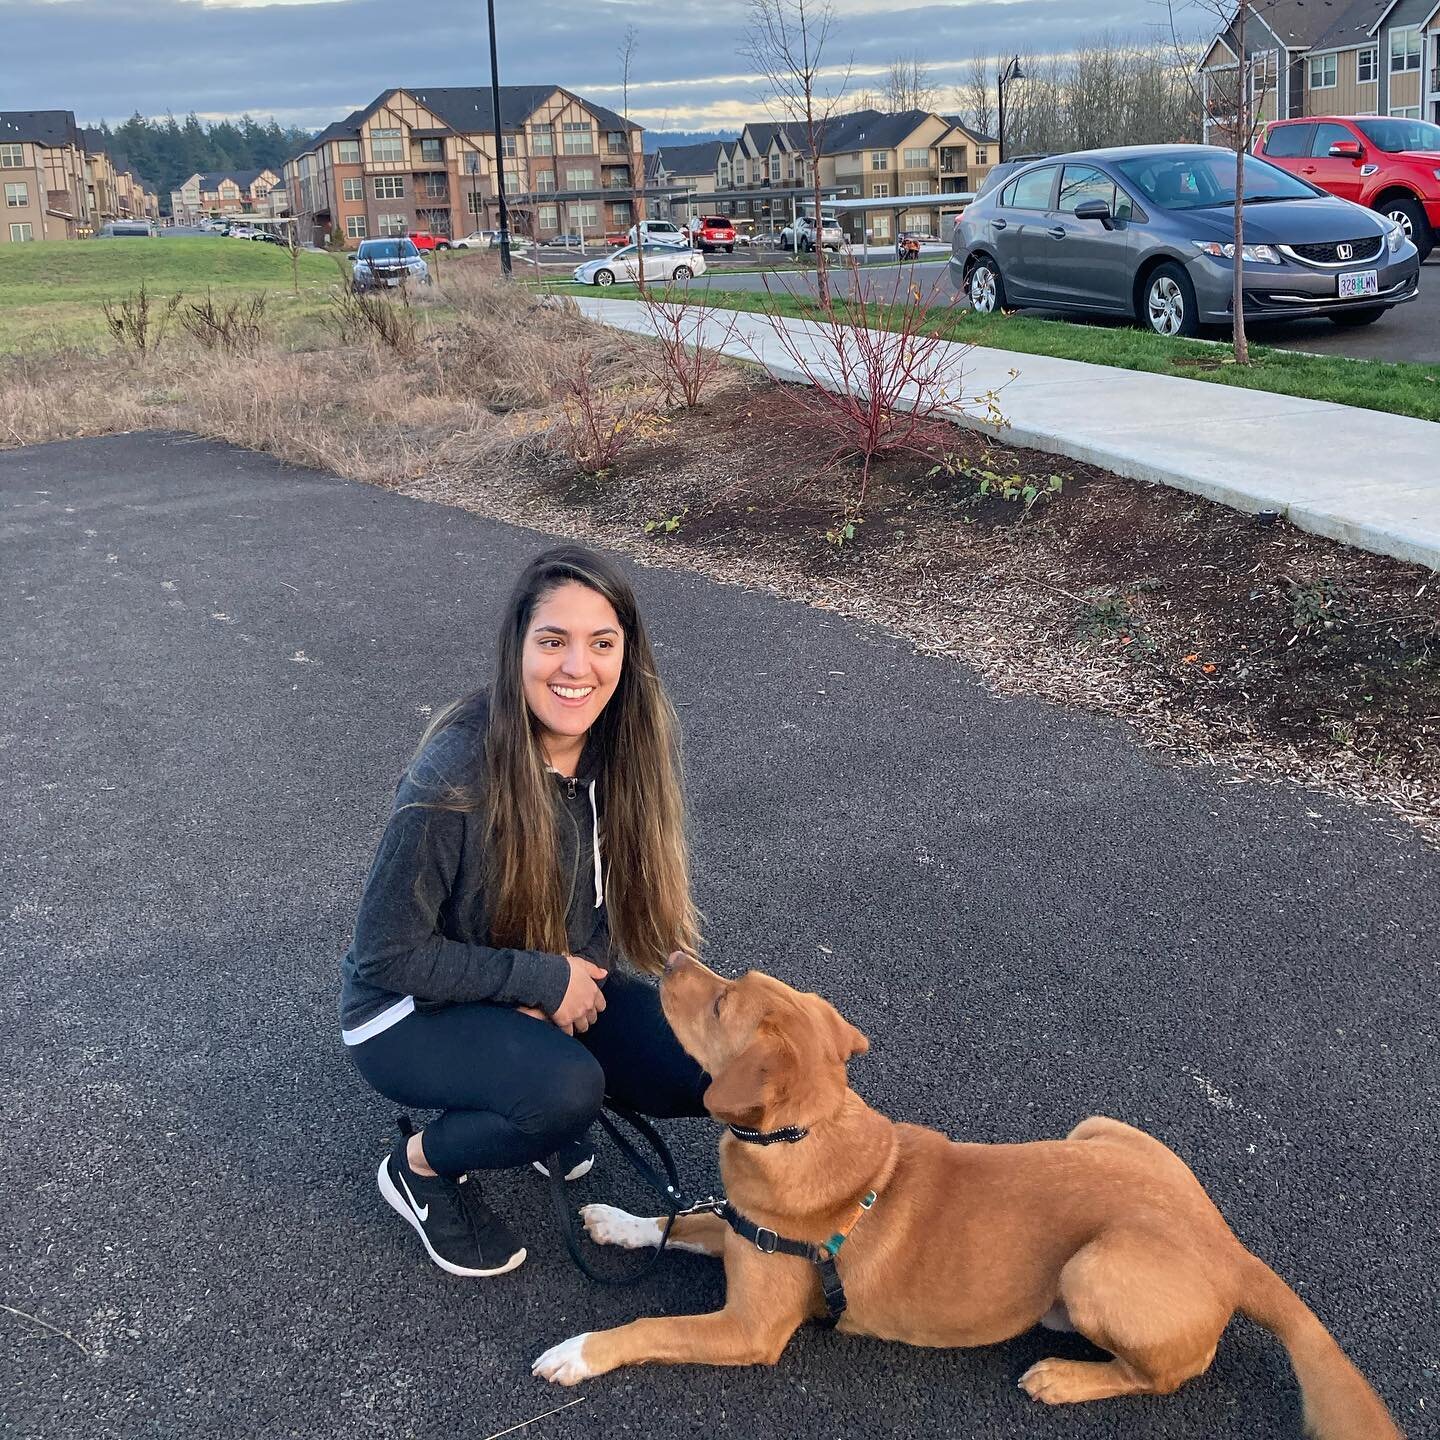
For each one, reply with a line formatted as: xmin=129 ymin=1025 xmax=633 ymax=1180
xmin=4 ymin=0 xmax=1191 ymax=134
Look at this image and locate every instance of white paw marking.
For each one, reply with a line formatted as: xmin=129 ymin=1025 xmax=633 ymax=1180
xmin=581 ymin=1204 xmax=662 ymax=1250
xmin=532 ymin=1333 xmax=593 ymax=1386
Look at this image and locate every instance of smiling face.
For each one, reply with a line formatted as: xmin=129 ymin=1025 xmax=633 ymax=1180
xmin=521 ymin=580 xmax=625 ymax=768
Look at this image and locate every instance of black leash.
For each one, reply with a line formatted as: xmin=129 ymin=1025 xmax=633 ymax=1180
xmin=545 ymin=1100 xmax=723 ymax=1287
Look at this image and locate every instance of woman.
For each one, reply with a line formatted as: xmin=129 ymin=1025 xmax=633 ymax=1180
xmin=340 ymin=545 xmax=707 ymax=1277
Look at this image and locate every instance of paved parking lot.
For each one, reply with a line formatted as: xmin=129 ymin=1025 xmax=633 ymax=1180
xmin=3 ymin=433 xmax=1434 ymax=1440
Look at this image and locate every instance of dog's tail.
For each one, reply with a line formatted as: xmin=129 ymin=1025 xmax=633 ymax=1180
xmin=1238 ymin=1255 xmax=1403 ymax=1439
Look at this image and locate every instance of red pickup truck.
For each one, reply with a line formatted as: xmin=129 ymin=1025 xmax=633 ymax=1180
xmin=1255 ymin=114 xmax=1440 ymax=261
xmin=406 ymin=230 xmax=452 ymax=252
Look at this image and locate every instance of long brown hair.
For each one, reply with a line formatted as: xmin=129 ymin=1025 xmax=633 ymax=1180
xmin=415 ymin=545 xmax=699 ymax=973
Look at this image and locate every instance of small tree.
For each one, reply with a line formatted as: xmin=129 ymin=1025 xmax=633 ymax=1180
xmin=619 ymin=24 xmax=646 ymax=296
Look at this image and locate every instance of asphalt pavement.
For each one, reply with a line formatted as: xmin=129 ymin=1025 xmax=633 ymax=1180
xmin=694 ymin=254 xmax=1440 ymax=364
xmin=2 ymin=434 xmax=1436 ymax=1440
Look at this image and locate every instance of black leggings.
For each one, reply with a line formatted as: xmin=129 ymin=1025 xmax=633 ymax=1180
xmin=348 ymin=971 xmax=709 ymax=1177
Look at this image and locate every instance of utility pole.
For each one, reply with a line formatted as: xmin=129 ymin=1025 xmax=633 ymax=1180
xmin=486 ymin=0 xmax=512 ymax=277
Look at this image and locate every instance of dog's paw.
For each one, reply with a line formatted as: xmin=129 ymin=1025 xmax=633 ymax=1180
xmin=532 ymin=1334 xmax=594 ymax=1386
xmin=580 ymin=1204 xmax=662 ymax=1250
xmin=1018 ymin=1358 xmax=1085 ymax=1405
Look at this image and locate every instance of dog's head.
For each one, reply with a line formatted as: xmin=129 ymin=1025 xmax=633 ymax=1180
xmin=661 ymin=953 xmax=869 ymax=1131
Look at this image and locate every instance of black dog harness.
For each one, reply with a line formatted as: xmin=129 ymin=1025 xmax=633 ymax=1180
xmin=718 ymin=1121 xmax=879 ymax=1326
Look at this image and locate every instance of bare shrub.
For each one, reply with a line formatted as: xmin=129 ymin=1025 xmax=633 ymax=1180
xmin=640 ymin=294 xmax=738 ymax=408
xmin=329 ymin=279 xmax=419 ymax=358
xmin=551 ymin=352 xmax=664 ymax=475
xmin=178 ymin=290 xmax=269 ymax=355
xmin=99 ymin=282 xmax=182 ymax=361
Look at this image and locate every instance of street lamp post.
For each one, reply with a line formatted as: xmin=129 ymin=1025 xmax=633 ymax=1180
xmin=485 ymin=0 xmax=512 ymax=277
xmin=996 ymin=55 xmax=1024 ymax=164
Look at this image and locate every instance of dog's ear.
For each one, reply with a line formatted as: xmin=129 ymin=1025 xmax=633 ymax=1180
xmin=815 ymin=997 xmax=869 ymax=1063
xmin=703 ymin=1030 xmax=789 ymax=1127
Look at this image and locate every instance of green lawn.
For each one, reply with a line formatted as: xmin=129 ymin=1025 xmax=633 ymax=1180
xmin=539 ymin=280 xmax=1440 ymax=424
xmin=0 ymin=237 xmax=343 ymax=350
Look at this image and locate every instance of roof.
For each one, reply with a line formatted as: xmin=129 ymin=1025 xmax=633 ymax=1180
xmin=651 ymin=139 xmax=729 ymax=177
xmin=287 ymin=109 xmax=364 ymax=164
xmin=0 ymin=109 xmax=81 ymax=148
xmin=193 ymin=169 xmax=274 ymax=191
xmin=939 ymin=115 xmax=998 ymax=145
xmin=407 ymin=85 xmax=639 ymax=137
xmin=816 ymin=108 xmax=937 ymax=154
xmin=1206 ymin=0 xmax=1389 ymax=56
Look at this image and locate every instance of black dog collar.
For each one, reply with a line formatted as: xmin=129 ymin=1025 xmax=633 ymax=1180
xmin=727 ymin=1123 xmax=810 ymax=1146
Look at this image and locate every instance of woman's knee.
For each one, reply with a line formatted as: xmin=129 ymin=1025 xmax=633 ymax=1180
xmin=517 ymin=1047 xmax=605 ymax=1139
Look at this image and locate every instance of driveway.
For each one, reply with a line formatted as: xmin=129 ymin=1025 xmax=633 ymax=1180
xmin=2 ymin=434 xmax=1434 ymax=1439
xmin=697 ymin=255 xmax=1440 ymax=364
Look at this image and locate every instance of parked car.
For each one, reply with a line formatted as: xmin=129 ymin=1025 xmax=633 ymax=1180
xmin=452 ymin=230 xmax=493 ymax=249
xmin=350 ymin=237 xmax=432 ymax=290
xmin=779 ymin=214 xmax=844 ymax=252
xmin=548 ymin=233 xmax=584 ymax=247
xmin=951 ymin=144 xmax=1420 ymax=336
xmin=406 ymin=230 xmax=452 ymax=252
xmin=683 ymin=215 xmax=737 ymax=252
xmin=572 ymin=244 xmax=706 ymax=286
xmin=1254 ymin=114 xmax=1440 ymax=262
xmin=97 ymin=219 xmax=156 ymax=238
xmin=896 ymin=232 xmax=923 ymax=260
xmin=627 ymin=219 xmax=689 ymax=248
xmin=974 ymin=155 xmax=1052 ymax=200
xmin=228 ymin=224 xmax=257 ymax=240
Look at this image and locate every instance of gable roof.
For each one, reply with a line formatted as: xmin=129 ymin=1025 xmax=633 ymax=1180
xmin=1203 ymin=0 xmax=1390 ymax=60
xmin=651 ymin=139 xmax=729 ymax=177
xmin=0 ymin=109 xmax=81 ymax=148
xmin=406 ymin=85 xmax=639 ymax=138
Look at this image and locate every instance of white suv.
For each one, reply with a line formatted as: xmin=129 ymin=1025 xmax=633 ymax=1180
xmin=627 ymin=219 xmax=688 ymax=248
xmin=780 ymin=214 xmax=844 ymax=252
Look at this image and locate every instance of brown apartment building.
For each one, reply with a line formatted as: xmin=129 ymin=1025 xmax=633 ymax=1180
xmin=284 ymin=86 xmax=653 ymax=247
xmin=169 ymin=169 xmax=281 ymax=223
xmin=0 ymin=110 xmax=91 ymax=242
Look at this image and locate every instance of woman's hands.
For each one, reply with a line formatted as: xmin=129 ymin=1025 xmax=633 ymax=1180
xmin=538 ymin=955 xmax=608 ymax=1036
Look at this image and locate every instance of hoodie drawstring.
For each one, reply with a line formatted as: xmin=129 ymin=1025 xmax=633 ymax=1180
xmin=588 ymin=780 xmax=603 ymax=908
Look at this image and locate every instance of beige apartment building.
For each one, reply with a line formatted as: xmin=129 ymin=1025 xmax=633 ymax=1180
xmin=80 ymin=128 xmax=159 ymax=223
xmin=650 ymin=110 xmax=996 ymax=242
xmin=1199 ymin=0 xmax=1440 ymax=140
xmin=0 ymin=110 xmax=91 ymax=242
xmin=169 ymin=168 xmax=281 ymax=223
xmin=285 ymin=86 xmax=651 ymax=247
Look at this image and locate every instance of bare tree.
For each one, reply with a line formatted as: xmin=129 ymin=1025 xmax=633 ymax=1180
xmin=884 ymin=54 xmax=938 ymax=112
xmin=742 ymin=0 xmax=850 ymax=304
xmin=958 ymin=53 xmax=994 ymax=137
xmin=619 ymin=24 xmax=646 ymax=294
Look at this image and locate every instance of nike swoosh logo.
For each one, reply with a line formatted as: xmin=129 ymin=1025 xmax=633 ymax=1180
xmin=397 ymin=1168 xmax=429 ymax=1222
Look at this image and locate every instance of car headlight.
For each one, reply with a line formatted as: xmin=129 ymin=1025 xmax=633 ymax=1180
xmin=1384 ymin=218 xmax=1405 ymax=254
xmin=1191 ymin=240 xmax=1282 ymax=264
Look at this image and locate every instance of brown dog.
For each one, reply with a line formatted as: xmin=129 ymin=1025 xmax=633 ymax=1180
xmin=533 ymin=957 xmax=1403 ymax=1439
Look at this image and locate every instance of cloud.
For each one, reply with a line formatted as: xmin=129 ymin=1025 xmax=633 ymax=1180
xmin=4 ymin=0 xmax=1181 ymax=130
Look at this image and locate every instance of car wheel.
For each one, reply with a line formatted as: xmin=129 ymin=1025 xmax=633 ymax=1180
xmin=595 ymin=269 xmax=615 ymax=287
xmin=725 ymin=245 xmax=734 ymax=253
xmin=436 ymin=242 xmax=450 ymax=251
xmin=673 ymin=265 xmax=693 ymax=280
xmin=966 ymin=255 xmax=1006 ymax=314
xmin=1328 ymin=305 xmax=1386 ymax=327
xmin=1380 ymin=197 xmax=1432 ymax=262
xmin=1143 ymin=263 xmax=1199 ymax=338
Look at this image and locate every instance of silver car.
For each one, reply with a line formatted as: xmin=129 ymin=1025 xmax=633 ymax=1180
xmin=951 ymin=144 xmax=1420 ymax=335
xmin=572 ymin=244 xmax=706 ymax=286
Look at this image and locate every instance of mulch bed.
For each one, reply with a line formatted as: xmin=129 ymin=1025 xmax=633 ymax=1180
xmin=415 ymin=368 xmax=1440 ymax=844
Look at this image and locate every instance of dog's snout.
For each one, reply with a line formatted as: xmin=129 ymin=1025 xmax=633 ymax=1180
xmin=664 ymin=950 xmax=691 ymax=976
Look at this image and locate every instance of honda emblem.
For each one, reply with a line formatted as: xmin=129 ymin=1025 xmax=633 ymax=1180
xmin=1336 ymin=243 xmax=1354 ymax=260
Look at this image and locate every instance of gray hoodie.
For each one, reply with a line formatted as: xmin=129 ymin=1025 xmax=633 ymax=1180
xmin=338 ymin=696 xmax=610 ymax=1043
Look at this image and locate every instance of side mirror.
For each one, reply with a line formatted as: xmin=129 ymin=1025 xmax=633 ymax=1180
xmin=1328 ymin=140 xmax=1363 ymax=159
xmin=1073 ymin=197 xmax=1113 ymax=227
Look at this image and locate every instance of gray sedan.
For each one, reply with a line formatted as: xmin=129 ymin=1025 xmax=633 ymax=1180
xmin=951 ymin=144 xmax=1421 ymax=336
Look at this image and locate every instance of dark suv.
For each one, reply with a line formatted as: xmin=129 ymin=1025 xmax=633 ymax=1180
xmin=1255 ymin=115 xmax=1440 ymax=262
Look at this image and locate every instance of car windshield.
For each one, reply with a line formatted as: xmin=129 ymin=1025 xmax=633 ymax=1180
xmin=1353 ymin=117 xmax=1440 ymax=153
xmin=606 ymin=245 xmax=637 ymax=258
xmin=359 ymin=240 xmax=415 ymax=260
xmin=1115 ymin=151 xmax=1316 ymax=209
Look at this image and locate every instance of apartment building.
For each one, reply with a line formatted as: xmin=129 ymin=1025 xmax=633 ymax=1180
xmin=650 ymin=111 xmax=996 ymax=241
xmin=0 ymin=110 xmax=90 ymax=242
xmin=79 ymin=128 xmax=159 ymax=223
xmin=170 ymin=168 xmax=281 ymax=223
xmin=284 ymin=86 xmax=649 ymax=247
xmin=1199 ymin=0 xmax=1440 ymax=139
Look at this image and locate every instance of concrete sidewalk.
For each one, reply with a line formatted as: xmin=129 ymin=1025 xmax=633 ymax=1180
xmin=576 ymin=296 xmax=1440 ymax=570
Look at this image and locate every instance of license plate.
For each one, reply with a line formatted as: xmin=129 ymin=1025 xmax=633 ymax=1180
xmin=1338 ymin=270 xmax=1378 ymax=298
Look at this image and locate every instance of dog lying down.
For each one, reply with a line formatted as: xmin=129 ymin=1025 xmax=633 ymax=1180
xmin=534 ymin=955 xmax=1403 ymax=1439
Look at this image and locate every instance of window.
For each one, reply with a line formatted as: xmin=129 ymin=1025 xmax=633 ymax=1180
xmin=503 ymin=170 xmax=519 ymax=193
xmin=604 ymin=167 xmax=631 ymax=189
xmin=1263 ymin=122 xmax=1314 ymax=157
xmin=373 ymin=176 xmax=404 ymax=199
xmin=871 ymin=151 xmax=887 ymax=170
xmin=735 ymin=159 xmax=746 ymax=183
xmin=346 ymin=215 xmax=367 ymax=238
xmin=719 ymin=160 xmax=731 ymax=184
xmin=468 ymin=192 xmax=485 ymax=216
xmin=417 ymin=208 xmax=450 ymax=237
xmin=377 ymin=213 xmax=407 ymax=236
xmin=1309 ymin=122 xmax=1356 ymax=157
xmin=569 ymin=201 xmax=598 ymax=230
xmin=416 ymin=138 xmax=443 ymax=164
xmin=872 ymin=214 xmax=891 ymax=238
xmin=1357 ymin=47 xmax=1378 ymax=83
xmin=1057 ymin=164 xmax=1132 ymax=220
xmin=532 ymin=126 xmax=554 ymax=155
xmin=611 ymin=200 xmax=632 ymax=223
xmin=337 ymin=140 xmax=361 ymax=164
xmin=342 ymin=178 xmax=363 ymax=201
xmin=423 ymin=173 xmax=448 ymax=198
xmin=1308 ymin=53 xmax=1337 ymax=89
xmin=737 ymin=198 xmax=750 ymax=213
xmin=1390 ymin=27 xmax=1421 ymax=72
xmin=538 ymin=203 xmax=558 ymax=229
xmin=9 ymin=222 xmax=33 ymax=241
xmin=562 ymin=122 xmax=593 ymax=155
xmin=5 ymin=182 xmax=28 ymax=207
xmin=606 ymin=130 xmax=627 ymax=154
xmin=903 ymin=147 xmax=929 ymax=169
xmin=871 ymin=182 xmax=890 ymax=197
xmin=788 ymin=157 xmax=797 ymax=180
xmin=976 ymin=147 xmax=988 ymax=165
xmin=904 ymin=180 xmax=928 ymax=195
xmin=769 ymin=156 xmax=780 ymax=181
xmin=564 ymin=167 xmax=594 ymax=190
xmin=1390 ymin=105 xmax=1422 ymax=119
xmin=535 ymin=170 xmax=556 ymax=192
xmin=1002 ymin=165 xmax=1056 ymax=210
xmin=1 ymin=143 xmax=25 ymax=167
xmin=370 ymin=128 xmax=403 ymax=163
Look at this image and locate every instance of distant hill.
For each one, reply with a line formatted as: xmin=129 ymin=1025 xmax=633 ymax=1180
xmin=642 ymin=129 xmax=736 ymax=153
